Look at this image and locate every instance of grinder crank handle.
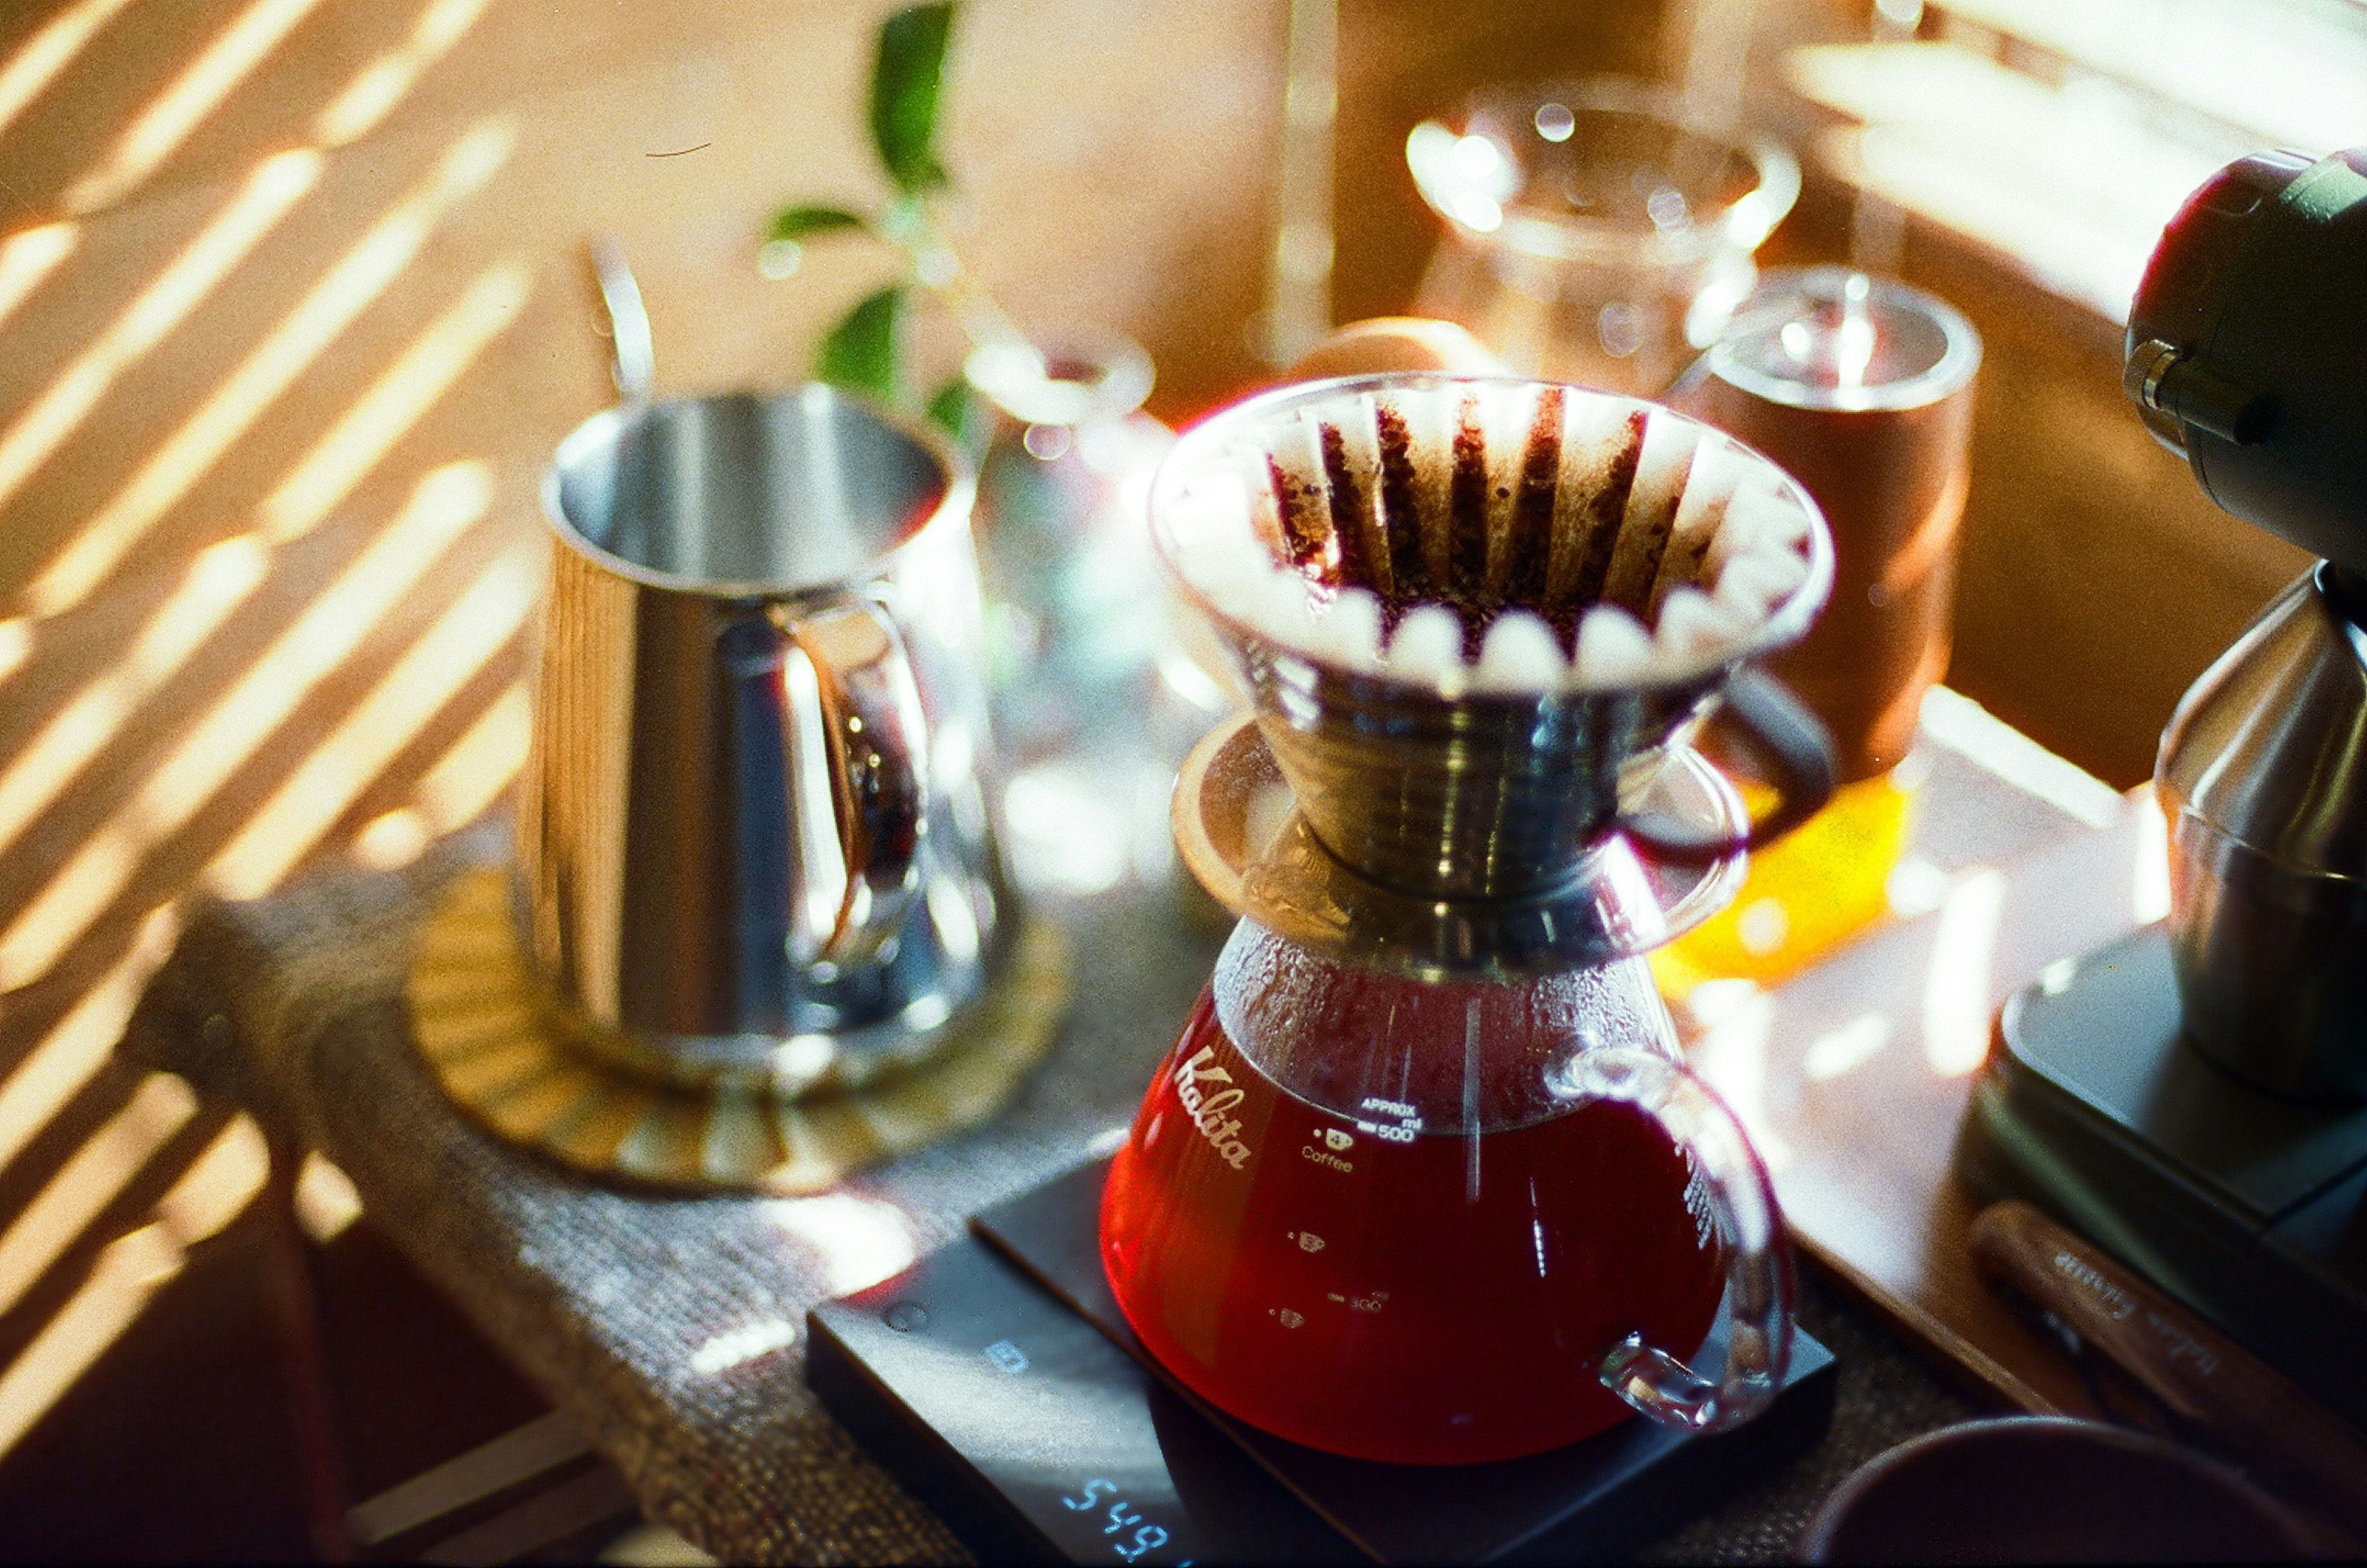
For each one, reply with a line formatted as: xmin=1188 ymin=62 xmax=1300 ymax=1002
xmin=1573 ymin=1048 xmax=1794 ymax=1434
xmin=1622 ymin=666 xmax=1838 ymax=865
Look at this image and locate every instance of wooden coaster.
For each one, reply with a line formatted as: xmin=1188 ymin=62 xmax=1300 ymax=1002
xmin=406 ymin=868 xmax=1072 ymax=1193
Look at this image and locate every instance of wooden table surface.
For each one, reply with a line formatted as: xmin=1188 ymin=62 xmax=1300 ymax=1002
xmin=1680 ymin=735 xmax=2165 ymax=1421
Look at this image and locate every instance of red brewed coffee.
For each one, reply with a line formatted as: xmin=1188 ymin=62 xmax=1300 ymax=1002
xmin=1102 ymin=982 xmax=1723 ymax=1466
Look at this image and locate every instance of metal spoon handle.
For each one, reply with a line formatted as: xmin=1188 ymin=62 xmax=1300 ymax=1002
xmin=587 ymin=234 xmax=655 ymax=407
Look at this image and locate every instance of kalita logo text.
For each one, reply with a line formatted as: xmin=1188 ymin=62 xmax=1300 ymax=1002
xmin=1172 ymin=1046 xmax=1253 ymax=1169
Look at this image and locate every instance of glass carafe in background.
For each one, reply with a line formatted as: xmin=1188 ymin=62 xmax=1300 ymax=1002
xmin=968 ymin=336 xmax=1180 ymax=759
xmin=1407 ymin=78 xmax=1799 ymax=397
xmin=967 ymin=337 xmax=1237 ymax=911
xmin=1103 ymin=374 xmax=1840 ymax=1464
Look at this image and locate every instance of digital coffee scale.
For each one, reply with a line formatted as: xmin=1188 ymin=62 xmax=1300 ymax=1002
xmin=808 ymin=1158 xmax=1835 ymax=1565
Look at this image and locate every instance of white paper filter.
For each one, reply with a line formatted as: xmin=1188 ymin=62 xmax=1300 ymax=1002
xmin=1169 ymin=386 xmax=1815 ymax=692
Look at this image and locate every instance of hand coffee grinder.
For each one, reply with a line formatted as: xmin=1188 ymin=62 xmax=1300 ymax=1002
xmin=1958 ymin=147 xmax=2367 ymax=1424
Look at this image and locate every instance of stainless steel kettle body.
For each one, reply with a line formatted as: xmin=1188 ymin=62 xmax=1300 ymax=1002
xmin=2158 ymin=563 xmax=2367 ymax=1100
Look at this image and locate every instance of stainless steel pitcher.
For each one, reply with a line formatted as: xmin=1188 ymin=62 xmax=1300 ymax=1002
xmin=518 ymin=381 xmax=1011 ymax=1094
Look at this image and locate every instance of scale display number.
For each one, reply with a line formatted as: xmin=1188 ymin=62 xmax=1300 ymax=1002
xmin=1060 ymin=1477 xmax=1187 ymax=1563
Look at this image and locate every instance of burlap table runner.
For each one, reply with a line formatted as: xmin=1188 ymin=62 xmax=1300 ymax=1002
xmin=117 ymin=774 xmax=2062 ymax=1562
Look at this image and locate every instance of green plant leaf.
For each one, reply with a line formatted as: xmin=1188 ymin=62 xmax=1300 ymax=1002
xmin=870 ymin=2 xmax=955 ymax=194
xmin=769 ymin=205 xmax=871 ymax=242
xmin=816 ymin=284 xmax=906 ymax=402
xmin=926 ymin=375 xmax=991 ymax=459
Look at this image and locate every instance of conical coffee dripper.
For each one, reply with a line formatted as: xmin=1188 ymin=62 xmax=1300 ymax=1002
xmin=1100 ymin=373 xmax=1836 ymax=1463
xmin=1152 ymin=372 xmax=1836 ymax=977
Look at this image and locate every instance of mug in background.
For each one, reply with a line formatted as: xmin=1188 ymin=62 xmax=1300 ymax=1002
xmin=1653 ymin=269 xmax=1981 ymax=994
xmin=1675 ymin=267 xmax=1981 ymax=781
xmin=520 ymin=383 xmax=1012 ymax=1095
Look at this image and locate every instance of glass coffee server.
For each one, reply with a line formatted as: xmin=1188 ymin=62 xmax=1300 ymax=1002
xmin=1100 ymin=372 xmax=1838 ymax=1464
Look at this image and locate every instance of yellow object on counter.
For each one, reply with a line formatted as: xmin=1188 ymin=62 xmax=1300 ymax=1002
xmin=1652 ymin=762 xmax=1921 ymax=996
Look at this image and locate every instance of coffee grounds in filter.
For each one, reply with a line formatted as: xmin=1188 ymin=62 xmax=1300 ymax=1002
xmin=1172 ymin=384 xmax=1812 ymax=692
xmin=1496 ymin=387 xmax=1563 ymax=612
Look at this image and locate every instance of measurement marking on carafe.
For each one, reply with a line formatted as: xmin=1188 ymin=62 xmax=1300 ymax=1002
xmin=1288 ymin=1230 xmax=1324 ymax=1252
xmin=1268 ymin=1306 xmax=1306 ymax=1328
xmin=1463 ymin=1002 xmax=1484 ymax=1203
xmin=1299 ymin=1121 xmax=1359 ymax=1172
xmin=1299 ymin=1138 xmax=1353 ymax=1172
xmin=1325 ymin=1289 xmax=1387 ymax=1313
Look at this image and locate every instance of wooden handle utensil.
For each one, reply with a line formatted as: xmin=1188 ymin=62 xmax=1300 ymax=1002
xmin=1972 ymin=1198 xmax=2367 ymax=1534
